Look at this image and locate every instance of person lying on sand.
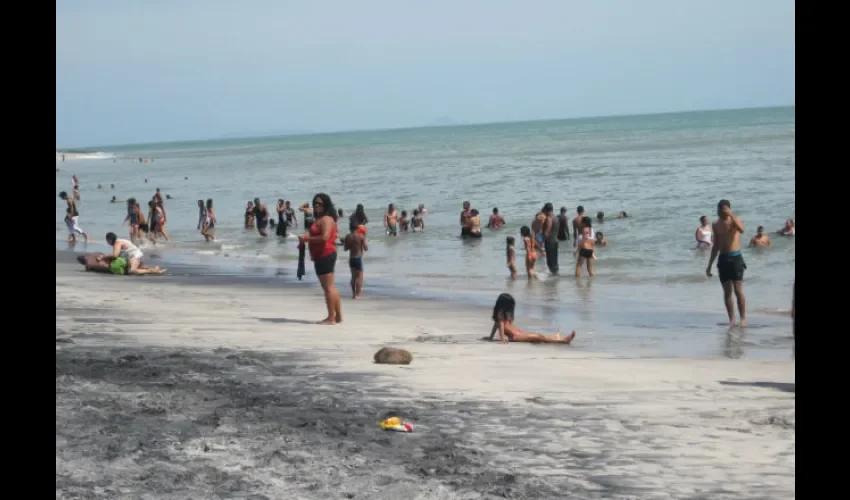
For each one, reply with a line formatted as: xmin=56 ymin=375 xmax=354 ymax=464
xmin=487 ymin=293 xmax=576 ymax=344
xmin=76 ymin=252 xmax=165 ymax=275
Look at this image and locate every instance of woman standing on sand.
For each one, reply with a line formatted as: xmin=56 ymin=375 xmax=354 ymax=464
xmin=299 ymin=193 xmax=342 ymax=325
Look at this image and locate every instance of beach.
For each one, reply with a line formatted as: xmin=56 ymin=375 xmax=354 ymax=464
xmin=56 ymin=252 xmax=795 ymax=499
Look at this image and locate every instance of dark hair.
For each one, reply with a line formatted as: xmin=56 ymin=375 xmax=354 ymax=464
xmin=542 ymin=202 xmax=554 ymax=214
xmin=582 ymin=216 xmax=592 ymax=228
xmin=597 ymin=211 xmax=604 ymax=219
xmin=401 ymin=210 xmax=408 ymax=217
xmin=206 ymin=198 xmax=214 ymax=209
xmin=520 ymin=226 xmax=531 ymax=238
xmin=338 ymin=208 xmax=345 ymax=217
xmin=718 ymin=199 xmax=731 ymax=209
xmin=74 ymin=184 xmax=79 ymax=189
xmin=198 ymin=199 xmax=204 ymax=206
xmin=560 ymin=206 xmax=567 ymax=213
xmin=506 ymin=236 xmax=515 ymax=245
xmin=757 ymin=226 xmax=764 ymax=232
xmin=278 ymin=198 xmax=284 ymax=204
xmin=148 ymin=200 xmax=155 ymax=207
xmin=492 ymin=293 xmax=516 ymax=322
xmin=787 ymin=219 xmax=794 ymax=226
xmin=413 ymin=209 xmax=420 ymax=216
xmin=471 ymin=209 xmax=479 ymax=216
xmin=596 ymin=231 xmax=604 ymax=238
xmin=105 ymin=232 xmax=117 ymax=245
xmin=127 ymin=197 xmax=137 ymax=206
xmin=156 ymin=187 xmax=161 ymax=191
xmin=493 ymin=207 xmax=499 ymax=214
xmin=313 ymin=193 xmax=337 ymax=221
xmin=355 ymin=204 xmax=368 ymax=225
xmin=619 ymin=211 xmax=628 ymax=218
xmin=577 ymin=205 xmax=585 ymax=214
xmin=59 ymin=191 xmax=68 ymax=199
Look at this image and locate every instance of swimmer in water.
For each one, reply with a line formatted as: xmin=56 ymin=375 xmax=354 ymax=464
xmin=696 ymin=215 xmax=713 ymax=249
xmin=488 ymin=293 xmax=576 ymax=344
xmin=618 ymin=211 xmax=628 ymax=218
xmin=411 ymin=209 xmax=424 ymax=232
xmin=506 ymin=236 xmax=518 ymax=280
xmin=487 ymin=208 xmax=505 ymax=229
xmin=399 ymin=210 xmax=410 ymax=232
xmin=778 ymin=219 xmax=795 ymax=236
xmin=520 ymin=226 xmax=538 ymax=279
xmin=595 ymin=231 xmax=608 ymax=247
xmin=468 ymin=209 xmax=482 ymax=237
xmin=343 ymin=224 xmax=368 ymax=299
xmin=749 ymin=226 xmax=772 ymax=247
xmin=418 ymin=203 xmax=428 ymax=215
xmin=575 ymin=225 xmax=596 ymax=276
xmin=384 ymin=204 xmax=399 ymax=236
xmin=706 ymin=199 xmax=747 ymax=327
xmin=596 ymin=211 xmax=604 ymax=223
xmin=572 ymin=206 xmax=586 ymax=246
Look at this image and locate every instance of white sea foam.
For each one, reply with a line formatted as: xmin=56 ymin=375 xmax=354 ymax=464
xmin=56 ymin=151 xmax=117 ymax=161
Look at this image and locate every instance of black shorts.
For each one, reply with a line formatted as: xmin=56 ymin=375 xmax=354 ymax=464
xmin=579 ymin=248 xmax=593 ymax=259
xmin=314 ymin=252 xmax=337 ymax=276
xmin=138 ymin=223 xmax=149 ymax=233
xmin=257 ymin=220 xmax=268 ymax=230
xmin=460 ymin=227 xmax=471 ymax=237
xmin=349 ymin=256 xmax=363 ymax=272
xmin=717 ymin=252 xmax=746 ymax=283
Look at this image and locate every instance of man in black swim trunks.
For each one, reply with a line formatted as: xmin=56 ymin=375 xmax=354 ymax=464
xmin=253 ymin=198 xmax=269 ymax=237
xmin=706 ymin=199 xmax=747 ymax=327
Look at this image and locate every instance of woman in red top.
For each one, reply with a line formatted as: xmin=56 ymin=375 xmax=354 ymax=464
xmin=299 ymin=192 xmax=342 ymax=325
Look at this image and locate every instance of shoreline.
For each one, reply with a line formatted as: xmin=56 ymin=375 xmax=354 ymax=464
xmin=56 ymin=257 xmax=795 ymax=499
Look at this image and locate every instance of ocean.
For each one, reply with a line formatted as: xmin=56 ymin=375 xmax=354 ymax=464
xmin=56 ymin=106 xmax=795 ymax=360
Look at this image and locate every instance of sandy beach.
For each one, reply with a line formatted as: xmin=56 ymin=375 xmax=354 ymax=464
xmin=56 ymin=255 xmax=795 ymax=499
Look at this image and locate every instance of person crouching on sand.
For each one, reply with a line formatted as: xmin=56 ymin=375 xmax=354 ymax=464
xmin=299 ymin=193 xmax=343 ymax=325
xmin=104 ymin=232 xmax=166 ymax=275
xmin=488 ymin=293 xmax=576 ymax=344
xmin=344 ymin=224 xmax=368 ymax=298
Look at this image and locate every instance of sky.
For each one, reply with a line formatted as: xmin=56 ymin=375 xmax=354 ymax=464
xmin=56 ymin=0 xmax=795 ymax=147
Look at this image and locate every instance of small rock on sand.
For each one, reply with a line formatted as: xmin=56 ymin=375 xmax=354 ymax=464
xmin=373 ymin=347 xmax=413 ymax=365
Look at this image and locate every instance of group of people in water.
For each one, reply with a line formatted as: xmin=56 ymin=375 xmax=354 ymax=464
xmin=61 ymin=177 xmax=794 ymax=344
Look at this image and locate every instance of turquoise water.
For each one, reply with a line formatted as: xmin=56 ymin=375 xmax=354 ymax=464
xmin=56 ymin=106 xmax=795 ymax=359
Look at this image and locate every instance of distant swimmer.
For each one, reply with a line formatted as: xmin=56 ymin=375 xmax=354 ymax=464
xmin=384 ymin=203 xmax=399 ymax=236
xmin=556 ymin=207 xmax=569 ymax=241
xmin=105 ymin=232 xmax=166 ymax=275
xmin=572 ymin=206 xmax=586 ymax=246
xmin=411 ymin=209 xmax=425 ymax=232
xmin=467 ymin=209 xmax=483 ymax=238
xmin=488 ymin=293 xmax=576 ymax=345
xmin=459 ymin=201 xmax=472 ymax=237
xmin=695 ymin=215 xmax=713 ymax=249
xmin=706 ymin=199 xmax=747 ymax=327
xmin=505 ymin=236 xmax=518 ymax=280
xmin=596 ymin=211 xmax=604 ymax=223
xmin=778 ymin=219 xmax=795 ymax=236
xmin=110 ymin=196 xmax=119 ymax=203
xmin=59 ymin=191 xmax=88 ymax=244
xmin=487 ymin=208 xmax=505 ymax=229
xmin=618 ymin=211 xmax=629 ymax=218
xmin=418 ymin=203 xmax=428 ymax=215
xmin=595 ymin=231 xmax=608 ymax=247
xmin=748 ymin=226 xmax=771 ymax=247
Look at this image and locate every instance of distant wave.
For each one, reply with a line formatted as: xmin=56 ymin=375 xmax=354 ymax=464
xmin=56 ymin=151 xmax=116 ymax=161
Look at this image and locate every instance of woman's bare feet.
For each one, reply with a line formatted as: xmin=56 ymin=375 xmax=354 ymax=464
xmin=317 ymin=317 xmax=336 ymax=325
xmin=563 ymin=330 xmax=576 ymax=344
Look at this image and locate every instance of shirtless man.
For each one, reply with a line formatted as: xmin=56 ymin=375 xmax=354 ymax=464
xmin=384 ymin=203 xmax=399 ymax=236
xmin=343 ymin=225 xmax=369 ymax=298
xmin=572 ymin=205 xmax=586 ymax=246
xmin=748 ymin=226 xmax=771 ymax=247
xmin=459 ymin=201 xmax=472 ymax=237
xmin=706 ymin=199 xmax=747 ymax=327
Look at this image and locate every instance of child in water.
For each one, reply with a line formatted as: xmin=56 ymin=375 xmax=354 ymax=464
xmin=488 ymin=293 xmax=576 ymax=344
xmin=520 ymin=226 xmax=537 ymax=279
xmin=411 ymin=209 xmax=424 ymax=232
xmin=506 ymin=236 xmax=517 ymax=280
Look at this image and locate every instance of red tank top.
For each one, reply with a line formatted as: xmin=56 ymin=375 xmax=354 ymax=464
xmin=308 ymin=219 xmax=337 ymax=260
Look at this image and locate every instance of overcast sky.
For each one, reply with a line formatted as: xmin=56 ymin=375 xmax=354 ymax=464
xmin=56 ymin=0 xmax=795 ymax=147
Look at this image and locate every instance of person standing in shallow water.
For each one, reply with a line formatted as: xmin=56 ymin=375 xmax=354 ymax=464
xmin=459 ymin=201 xmax=472 ymax=237
xmin=572 ymin=206 xmax=586 ymax=246
xmin=253 ymin=198 xmax=269 ymax=237
xmin=542 ymin=203 xmax=559 ymax=274
xmin=695 ymin=215 xmax=713 ymax=249
xmin=556 ymin=207 xmax=569 ymax=242
xmin=706 ymin=199 xmax=747 ymax=327
xmin=299 ymin=193 xmax=343 ymax=325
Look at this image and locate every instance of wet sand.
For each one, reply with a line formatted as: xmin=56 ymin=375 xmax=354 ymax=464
xmin=56 ymin=258 xmax=795 ymax=499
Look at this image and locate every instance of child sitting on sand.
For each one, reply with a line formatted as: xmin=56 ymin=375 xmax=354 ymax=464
xmin=488 ymin=293 xmax=576 ymax=344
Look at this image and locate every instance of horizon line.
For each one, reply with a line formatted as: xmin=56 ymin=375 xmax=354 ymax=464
xmin=57 ymin=103 xmax=794 ymax=151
